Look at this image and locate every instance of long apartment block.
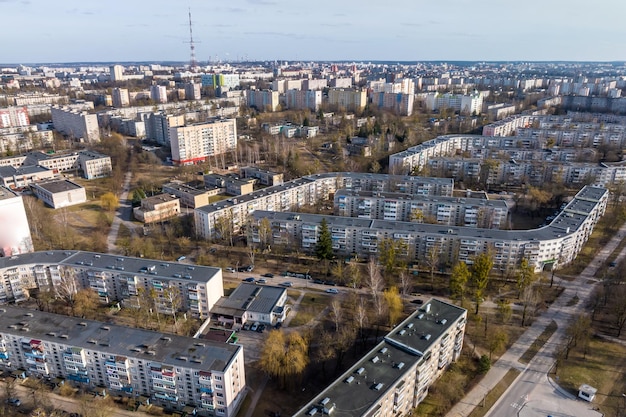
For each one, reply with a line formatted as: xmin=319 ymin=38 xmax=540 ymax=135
xmin=250 ymin=185 xmax=608 ymax=273
xmin=293 ymin=299 xmax=467 ymax=417
xmin=0 ymin=251 xmax=223 ymax=318
xmin=334 ymin=189 xmax=509 ymax=228
xmin=194 ymin=173 xmax=454 ymax=240
xmin=0 ymin=150 xmax=112 ymax=180
xmin=0 ymin=306 xmax=245 ymax=417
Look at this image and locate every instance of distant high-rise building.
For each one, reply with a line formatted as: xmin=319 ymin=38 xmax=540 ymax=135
xmin=150 ymin=85 xmax=168 ymax=103
xmin=200 ymin=74 xmax=241 ymax=91
xmin=247 ymin=90 xmax=280 ymax=112
xmin=110 ymin=65 xmax=124 ymax=82
xmin=170 ymin=119 xmax=237 ymax=165
xmin=372 ymin=92 xmax=415 ymax=116
xmin=0 ymin=186 xmax=34 ymax=257
xmin=285 ymin=89 xmax=322 ymax=111
xmin=327 ymin=89 xmax=367 ymax=112
xmin=144 ymin=112 xmax=185 ymax=146
xmin=0 ymin=106 xmax=29 ymax=128
xmin=50 ymin=106 xmax=101 ymax=142
xmin=111 ymin=88 xmax=130 ymax=108
xmin=184 ymin=82 xmax=201 ymax=100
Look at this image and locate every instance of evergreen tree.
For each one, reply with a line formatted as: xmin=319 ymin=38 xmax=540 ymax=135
xmin=315 ymin=218 xmax=334 ymax=260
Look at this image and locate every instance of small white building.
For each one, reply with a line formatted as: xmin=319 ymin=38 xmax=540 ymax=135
xmin=578 ymin=384 xmax=597 ymax=402
xmin=30 ymin=179 xmax=87 ymax=209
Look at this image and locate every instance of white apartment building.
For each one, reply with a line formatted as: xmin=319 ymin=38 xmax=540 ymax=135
xmin=195 ymin=173 xmax=454 ymax=241
xmin=110 ymin=64 xmax=124 ymax=82
xmin=150 ymin=85 xmax=168 ymax=104
xmin=334 ymin=190 xmax=508 ymax=228
xmin=0 ymin=306 xmax=246 ymax=417
xmin=0 ymin=250 xmax=224 ymax=318
xmin=112 ymin=88 xmax=130 ymax=108
xmin=144 ymin=112 xmax=186 ymax=146
xmin=424 ymin=92 xmax=484 ymax=115
xmin=0 ymin=126 xmax=54 ymax=154
xmin=51 ymin=106 xmax=101 ymax=142
xmin=0 ymin=186 xmax=33 ymax=257
xmin=246 ymin=90 xmax=280 ymax=112
xmin=185 ymin=82 xmax=202 ymax=100
xmin=328 ymin=89 xmax=367 ymax=112
xmin=0 ymin=106 xmax=29 ymax=128
xmin=170 ymin=119 xmax=237 ymax=165
xmin=285 ymin=89 xmax=322 ymax=111
xmin=293 ymin=299 xmax=466 ymax=417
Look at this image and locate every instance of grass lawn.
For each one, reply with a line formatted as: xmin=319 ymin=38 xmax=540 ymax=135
xmin=555 ymin=337 xmax=626 ymax=416
xmin=518 ymin=320 xmax=558 ymax=364
xmin=467 ymin=368 xmax=521 ymax=417
xmin=288 ymin=293 xmax=330 ymax=327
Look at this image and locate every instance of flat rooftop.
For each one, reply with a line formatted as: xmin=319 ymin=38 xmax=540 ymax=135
xmin=33 ymin=179 xmax=83 ymax=193
xmin=0 ymin=186 xmax=19 ymax=201
xmin=293 ymin=299 xmax=466 ymax=417
xmin=0 ymin=305 xmax=240 ymax=372
xmin=212 ymin=283 xmax=286 ymax=315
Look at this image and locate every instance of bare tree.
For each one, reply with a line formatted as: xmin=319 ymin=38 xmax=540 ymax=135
xmin=55 ymin=267 xmax=79 ymax=315
xmin=330 ymin=299 xmax=342 ymax=332
xmin=366 ymin=258 xmax=384 ymax=314
xmin=399 ymin=270 xmax=412 ymax=297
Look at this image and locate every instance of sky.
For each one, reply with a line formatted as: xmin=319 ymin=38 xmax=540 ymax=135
xmin=1 ymin=0 xmax=625 ymax=64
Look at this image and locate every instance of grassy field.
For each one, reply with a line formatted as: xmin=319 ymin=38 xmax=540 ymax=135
xmin=467 ymin=368 xmax=521 ymax=417
xmin=288 ymin=293 xmax=330 ymax=327
xmin=555 ymin=337 xmax=626 ymax=416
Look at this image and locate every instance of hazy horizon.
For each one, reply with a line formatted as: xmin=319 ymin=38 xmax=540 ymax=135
xmin=2 ymin=0 xmax=624 ymax=64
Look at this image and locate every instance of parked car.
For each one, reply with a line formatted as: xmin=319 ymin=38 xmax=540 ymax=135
xmin=257 ymin=324 xmax=266 ymax=333
xmin=246 ymin=265 xmax=254 ymax=272
xmin=325 ymin=288 xmax=339 ymax=294
xmin=313 ymin=279 xmax=325 ymax=284
xmin=6 ymin=398 xmax=21 ymax=407
xmin=177 ymin=256 xmax=186 ymax=261
xmin=257 ymin=279 xmax=267 ymax=284
xmin=324 ymin=281 xmax=337 ymax=286
xmin=225 ymin=267 xmax=235 ymax=273
xmin=281 ymin=281 xmax=293 ymax=287
xmin=411 ymin=299 xmax=424 ymax=305
xmin=610 ymin=261 xmax=617 ymax=267
xmin=274 ymin=322 xmax=282 ymax=329
xmin=242 ymin=323 xmax=250 ymax=331
xmin=261 ymin=273 xmax=274 ymax=278
xmin=250 ymin=322 xmax=260 ymax=332
xmin=243 ymin=277 xmax=255 ymax=282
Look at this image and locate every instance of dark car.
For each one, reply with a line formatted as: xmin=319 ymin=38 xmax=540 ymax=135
xmin=274 ymin=322 xmax=282 ymax=329
xmin=261 ymin=273 xmax=274 ymax=278
xmin=313 ymin=279 xmax=325 ymax=284
xmin=411 ymin=299 xmax=424 ymax=305
xmin=257 ymin=324 xmax=266 ymax=333
xmin=242 ymin=323 xmax=250 ymax=331
xmin=243 ymin=277 xmax=255 ymax=282
xmin=324 ymin=281 xmax=337 ymax=286
xmin=6 ymin=398 xmax=21 ymax=407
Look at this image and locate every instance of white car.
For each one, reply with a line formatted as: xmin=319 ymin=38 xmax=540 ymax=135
xmin=225 ymin=267 xmax=235 ymax=273
xmin=325 ymin=288 xmax=339 ymax=294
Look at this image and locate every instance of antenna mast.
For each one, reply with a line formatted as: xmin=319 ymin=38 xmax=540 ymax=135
xmin=188 ymin=8 xmax=197 ymax=71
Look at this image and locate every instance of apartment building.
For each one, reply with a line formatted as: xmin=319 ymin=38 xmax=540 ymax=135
xmin=170 ymin=119 xmax=237 ymax=165
xmin=51 ymin=106 xmax=101 ymax=142
xmin=246 ymin=90 xmax=280 ymax=112
xmin=150 ymin=85 xmax=168 ymax=104
xmin=201 ymin=73 xmax=241 ymax=91
xmin=110 ymin=64 xmax=124 ymax=82
xmin=371 ymin=92 xmax=415 ymax=116
xmin=482 ymin=115 xmax=534 ymax=137
xmin=0 ymin=125 xmax=54 ymax=154
xmin=0 ymin=306 xmax=246 ymax=417
xmin=249 ymin=185 xmax=607 ymax=273
xmin=424 ymin=92 xmax=483 ymax=115
xmin=293 ymin=299 xmax=466 ymax=417
xmin=144 ymin=112 xmax=186 ymax=146
xmin=327 ymin=89 xmax=367 ymax=112
xmin=204 ymin=174 xmax=255 ymax=196
xmin=112 ymin=88 xmax=130 ymax=108
xmin=334 ymin=190 xmax=508 ymax=228
xmin=0 ymin=250 xmax=224 ymax=317
xmin=163 ymin=181 xmax=217 ymax=208
xmin=240 ymin=167 xmax=284 ymax=186
xmin=30 ymin=179 xmax=87 ymax=209
xmin=185 ymin=82 xmax=202 ymax=100
xmin=285 ymin=89 xmax=322 ymax=111
xmin=0 ymin=186 xmax=33 ymax=257
xmin=195 ymin=173 xmax=454 ymax=240
xmin=13 ymin=94 xmax=69 ymax=106
xmin=0 ymin=106 xmax=29 ymax=128
xmin=0 ymin=165 xmax=55 ymax=188
xmin=133 ymin=194 xmax=181 ymax=223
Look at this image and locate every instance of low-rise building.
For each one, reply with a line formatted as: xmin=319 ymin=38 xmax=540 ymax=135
xmin=240 ymin=167 xmax=283 ymax=186
xmin=30 ymin=179 xmax=87 ymax=209
xmin=162 ymin=181 xmax=216 ymax=208
xmin=204 ymin=174 xmax=255 ymax=196
xmin=210 ymin=283 xmax=288 ymax=328
xmin=133 ymin=194 xmax=181 ymax=223
xmin=0 ymin=165 xmax=55 ymax=188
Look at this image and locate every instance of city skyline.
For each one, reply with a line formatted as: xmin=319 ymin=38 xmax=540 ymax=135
xmin=2 ymin=0 xmax=625 ymax=64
